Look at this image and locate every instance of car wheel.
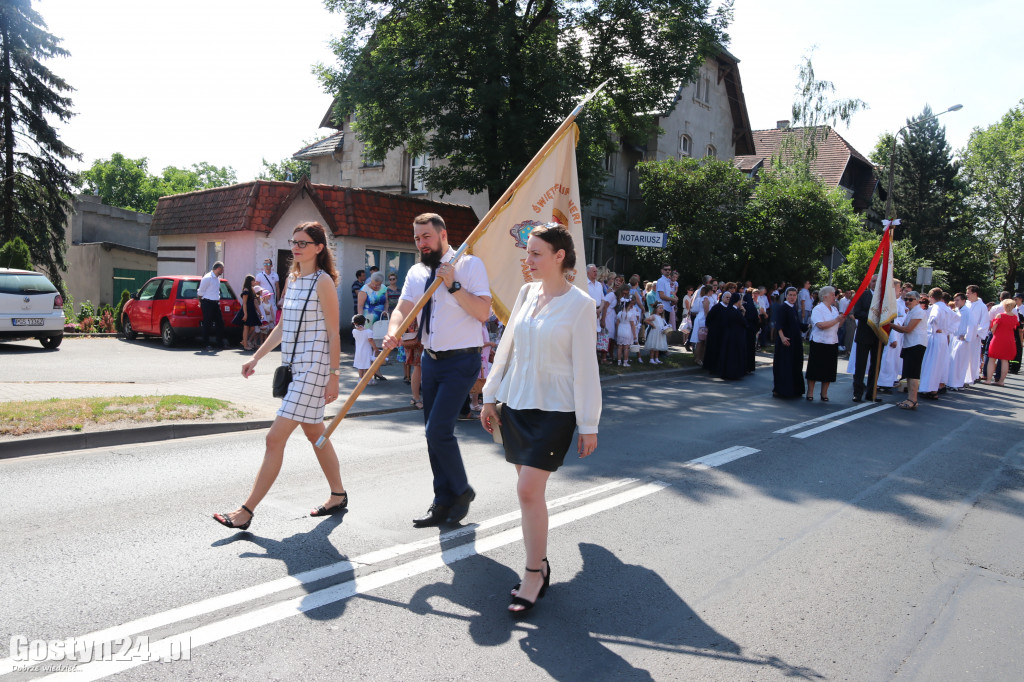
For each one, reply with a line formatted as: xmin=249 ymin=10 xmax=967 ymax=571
xmin=161 ymin=320 xmax=177 ymax=347
xmin=40 ymin=334 xmax=63 ymax=349
xmin=123 ymin=317 xmax=138 ymax=340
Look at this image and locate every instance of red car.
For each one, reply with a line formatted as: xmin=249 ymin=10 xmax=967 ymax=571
xmin=122 ymin=275 xmax=242 ymax=347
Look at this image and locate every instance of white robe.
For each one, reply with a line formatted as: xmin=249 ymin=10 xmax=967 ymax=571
xmin=947 ymin=305 xmax=971 ymax=389
xmin=964 ymin=299 xmax=988 ymax=384
xmin=919 ymin=302 xmax=955 ymax=392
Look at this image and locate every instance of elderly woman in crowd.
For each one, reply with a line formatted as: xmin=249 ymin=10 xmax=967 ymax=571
xmin=357 ymin=271 xmax=389 ymax=324
xmin=772 ymin=286 xmax=805 ymax=399
xmin=805 ymin=285 xmax=844 ymax=401
xmin=890 ymin=290 xmax=928 ymax=409
xmin=692 ymin=284 xmax=714 ymax=366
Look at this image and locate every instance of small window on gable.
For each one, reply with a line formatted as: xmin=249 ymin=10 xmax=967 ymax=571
xmin=701 ymin=76 xmax=711 ymax=103
xmin=679 ymin=135 xmax=692 ymax=158
xmin=409 ymin=153 xmax=429 ymax=193
xmin=706 ymin=144 xmax=717 ymax=159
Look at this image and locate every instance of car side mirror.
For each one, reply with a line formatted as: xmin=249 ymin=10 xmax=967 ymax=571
xmin=131 ymin=291 xmax=139 ymax=300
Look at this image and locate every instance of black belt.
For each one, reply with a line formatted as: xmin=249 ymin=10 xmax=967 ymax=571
xmin=425 ymin=347 xmax=481 ymax=360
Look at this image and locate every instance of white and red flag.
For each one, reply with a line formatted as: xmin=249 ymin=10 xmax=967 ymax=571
xmin=866 ymin=220 xmax=900 ymax=342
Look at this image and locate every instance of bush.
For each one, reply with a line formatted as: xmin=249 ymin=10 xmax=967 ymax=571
xmin=97 ymin=309 xmax=116 ymax=333
xmin=79 ymin=316 xmax=95 ymax=334
xmin=114 ymin=290 xmax=130 ymax=333
xmin=78 ymin=300 xmax=95 ymax=323
xmin=61 ymin=288 xmax=75 ymax=321
xmin=0 ymin=237 xmax=33 ymax=270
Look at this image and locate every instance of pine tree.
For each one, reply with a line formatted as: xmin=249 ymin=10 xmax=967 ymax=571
xmin=0 ymin=0 xmax=80 ymax=285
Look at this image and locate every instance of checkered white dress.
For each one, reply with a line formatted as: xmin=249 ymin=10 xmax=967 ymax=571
xmin=277 ymin=271 xmax=329 ymax=423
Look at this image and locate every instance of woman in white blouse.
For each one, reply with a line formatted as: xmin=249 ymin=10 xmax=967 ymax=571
xmin=805 ymin=286 xmax=844 ymax=401
xmin=480 ymin=223 xmax=601 ymax=615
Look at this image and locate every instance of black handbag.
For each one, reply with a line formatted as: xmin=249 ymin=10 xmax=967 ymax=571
xmin=272 ymin=273 xmax=318 ymax=398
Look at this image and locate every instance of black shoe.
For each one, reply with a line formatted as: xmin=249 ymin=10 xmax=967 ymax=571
xmin=852 ymin=396 xmax=863 ymax=403
xmin=873 ymin=398 xmax=883 ymax=403
xmin=310 ymin=491 xmax=348 ymax=517
xmin=445 ymin=486 xmax=476 ymax=524
xmin=508 ymin=562 xmax=550 ymax=615
xmin=413 ymin=503 xmax=450 ymax=528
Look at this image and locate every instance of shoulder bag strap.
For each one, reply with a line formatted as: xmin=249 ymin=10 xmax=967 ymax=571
xmin=286 ymin=271 xmax=319 ymax=367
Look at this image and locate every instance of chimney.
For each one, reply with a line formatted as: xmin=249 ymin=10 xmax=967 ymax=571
xmin=776 ymin=120 xmax=790 ymax=129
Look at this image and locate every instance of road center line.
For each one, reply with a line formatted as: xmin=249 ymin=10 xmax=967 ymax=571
xmin=686 ymin=446 xmax=760 ymax=469
xmin=792 ymin=404 xmax=893 ymax=439
xmin=773 ymin=403 xmax=872 ymax=434
xmin=0 ymin=477 xmax=639 ymax=678
xmin=43 ymin=481 xmax=670 ymax=682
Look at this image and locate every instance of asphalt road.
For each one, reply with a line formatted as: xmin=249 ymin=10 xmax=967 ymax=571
xmin=1 ymin=367 xmax=1023 ymax=681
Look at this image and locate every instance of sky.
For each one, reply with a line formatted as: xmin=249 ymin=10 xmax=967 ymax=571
xmin=35 ymin=0 xmax=1024 ymax=183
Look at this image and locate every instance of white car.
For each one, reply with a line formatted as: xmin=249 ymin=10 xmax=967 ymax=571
xmin=0 ymin=268 xmax=65 ymax=349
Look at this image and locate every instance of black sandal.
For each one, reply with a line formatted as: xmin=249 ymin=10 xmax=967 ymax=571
xmin=310 ymin=491 xmax=348 ymax=517
xmin=511 ymin=558 xmax=550 ymax=597
xmin=898 ymin=400 xmax=918 ymax=410
xmin=508 ymin=561 xmax=551 ymax=614
xmin=213 ymin=504 xmax=253 ymax=531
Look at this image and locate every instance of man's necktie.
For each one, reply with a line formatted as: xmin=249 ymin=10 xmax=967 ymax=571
xmin=417 ymin=266 xmax=438 ymax=341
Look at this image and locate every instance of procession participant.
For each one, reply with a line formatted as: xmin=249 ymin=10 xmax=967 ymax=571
xmin=382 ymin=213 xmax=491 ymax=527
xmin=718 ymin=292 xmax=749 ymax=380
xmin=877 ymin=279 xmax=907 ymax=393
xmin=214 ymin=222 xmax=346 ymax=531
xmin=890 ymin=290 xmax=927 ymax=409
xmin=256 ymin=257 xmax=281 ymax=312
xmin=919 ymin=288 xmax=955 ymax=398
xmin=742 ymin=288 xmax=760 ymax=373
xmin=772 ymin=287 xmax=805 ymax=399
xmin=797 ymin=280 xmax=813 ymax=338
xmin=656 ymin=264 xmax=675 ymax=323
xmin=947 ymin=293 xmax=971 ymax=391
xmin=851 ymin=275 xmax=881 ymax=402
xmin=985 ymin=298 xmax=1019 ymax=385
xmin=962 ymin=285 xmax=987 ymax=385
xmin=703 ymin=290 xmax=731 ymax=376
xmin=477 ymin=223 xmax=599 ymax=614
xmin=691 ymin=284 xmax=713 ymax=366
xmin=805 ymin=286 xmax=843 ymax=401
xmin=199 ymin=261 xmax=226 ymax=350
xmin=1011 ymin=293 xmax=1023 ymax=374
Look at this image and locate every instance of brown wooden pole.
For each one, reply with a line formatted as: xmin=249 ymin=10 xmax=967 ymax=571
xmin=315 ymin=81 xmax=611 ymax=448
xmin=870 ymin=337 xmax=884 ymax=402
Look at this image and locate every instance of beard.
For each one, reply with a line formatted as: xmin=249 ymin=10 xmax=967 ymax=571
xmin=420 ymin=246 xmax=443 ymax=269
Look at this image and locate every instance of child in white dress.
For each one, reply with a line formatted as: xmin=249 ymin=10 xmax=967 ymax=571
xmin=351 ymin=314 xmax=378 ymax=384
xmin=615 ymin=298 xmax=637 ymax=366
xmin=644 ymin=302 xmax=669 ymax=364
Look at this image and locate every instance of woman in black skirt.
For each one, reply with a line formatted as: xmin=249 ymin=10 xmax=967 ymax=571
xmin=805 ymin=286 xmax=844 ymax=401
xmin=480 ymin=223 xmax=601 ymax=615
xmin=772 ymin=287 xmax=805 ymax=398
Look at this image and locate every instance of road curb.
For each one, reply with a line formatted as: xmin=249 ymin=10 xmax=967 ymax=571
xmin=0 ymin=363 xmax=734 ymax=459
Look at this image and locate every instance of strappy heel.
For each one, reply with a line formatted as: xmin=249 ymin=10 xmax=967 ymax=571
xmin=509 ymin=561 xmax=551 ymax=614
xmin=897 ymin=399 xmax=917 ymax=410
xmin=213 ymin=504 xmax=253 ymax=531
xmin=310 ymin=491 xmax=348 ymax=517
xmin=511 ymin=557 xmax=549 ymax=596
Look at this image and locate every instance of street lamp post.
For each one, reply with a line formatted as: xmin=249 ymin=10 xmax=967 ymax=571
xmin=883 ymin=104 xmax=963 ymax=220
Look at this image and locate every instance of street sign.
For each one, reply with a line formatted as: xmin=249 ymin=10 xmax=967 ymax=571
xmin=617 ymin=230 xmax=667 ymax=248
xmin=916 ymin=267 xmax=933 ymax=286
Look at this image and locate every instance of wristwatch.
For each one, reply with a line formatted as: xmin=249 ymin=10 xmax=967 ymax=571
xmin=448 ymin=281 xmax=462 ymax=294
xmin=329 ymin=368 xmax=342 ymax=376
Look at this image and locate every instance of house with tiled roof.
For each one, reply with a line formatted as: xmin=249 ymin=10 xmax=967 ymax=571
xmin=150 ymin=178 xmax=477 ymax=319
xmin=733 ymin=124 xmax=883 ymax=214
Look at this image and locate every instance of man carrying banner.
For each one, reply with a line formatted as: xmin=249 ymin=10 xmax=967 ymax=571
xmin=382 ymin=213 xmax=492 ymax=527
xmin=851 ymin=275 xmax=882 ymax=402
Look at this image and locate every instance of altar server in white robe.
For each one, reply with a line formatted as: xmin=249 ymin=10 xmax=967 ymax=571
xmin=877 ymin=280 xmax=907 ymax=390
xmin=919 ymin=288 xmax=955 ymax=395
xmin=963 ymin=285 xmax=988 ymax=385
xmin=947 ymin=293 xmax=971 ymax=391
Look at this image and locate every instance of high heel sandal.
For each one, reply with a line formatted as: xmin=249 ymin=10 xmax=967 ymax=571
xmin=310 ymin=491 xmax=348 ymax=517
xmin=511 ymin=557 xmax=550 ymax=597
xmin=213 ymin=504 xmax=253 ymax=531
xmin=509 ymin=560 xmax=551 ymax=614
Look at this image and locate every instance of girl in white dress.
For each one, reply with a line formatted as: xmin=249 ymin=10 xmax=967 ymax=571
xmin=615 ymin=298 xmax=637 ymax=366
xmin=644 ymin=302 xmax=669 ymax=363
xmin=213 ymin=221 xmax=348 ymax=531
xmin=351 ymin=314 xmax=377 ymax=382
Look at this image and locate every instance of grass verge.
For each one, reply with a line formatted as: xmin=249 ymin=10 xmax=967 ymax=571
xmin=598 ymin=347 xmax=697 ymax=376
xmin=0 ymin=395 xmax=246 ymax=437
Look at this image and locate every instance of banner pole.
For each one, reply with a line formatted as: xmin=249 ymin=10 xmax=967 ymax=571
xmin=315 ymin=81 xmax=611 ymax=448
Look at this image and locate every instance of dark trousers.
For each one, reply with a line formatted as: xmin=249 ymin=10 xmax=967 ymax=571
xmin=421 ymin=351 xmax=480 ymax=506
xmin=853 ymin=336 xmax=879 ymax=398
xmin=200 ymin=299 xmax=224 ymax=346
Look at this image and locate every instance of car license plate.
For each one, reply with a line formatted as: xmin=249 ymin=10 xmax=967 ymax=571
xmin=13 ymin=318 xmax=44 ymax=326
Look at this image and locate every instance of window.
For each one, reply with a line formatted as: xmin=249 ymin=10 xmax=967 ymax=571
xmin=604 ymin=153 xmax=614 ymax=172
xmin=587 ymin=217 xmax=605 ymax=265
xmin=138 ymin=279 xmax=162 ymax=301
xmin=701 ymin=76 xmax=711 ymax=103
xmin=361 ymin=142 xmax=382 ymax=168
xmin=706 ymin=144 xmax=717 ymax=159
xmin=365 ymin=248 xmax=382 ymax=273
xmin=679 ymin=135 xmax=692 ymax=158
xmin=206 ymin=241 xmax=223 ymax=271
xmin=386 ymin=250 xmax=417 ymax=287
xmin=409 ymin=154 xmax=429 ymax=193
xmin=154 ymin=279 xmax=174 ymax=300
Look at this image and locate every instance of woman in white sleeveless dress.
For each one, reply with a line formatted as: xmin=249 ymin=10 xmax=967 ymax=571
xmin=213 ymin=222 xmax=348 ymax=531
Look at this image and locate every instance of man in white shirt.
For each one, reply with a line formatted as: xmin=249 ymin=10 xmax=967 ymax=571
xmin=655 ymin=264 xmax=675 ymax=322
xmin=198 ymin=261 xmax=225 ymax=350
xmin=797 ymin=280 xmax=813 ymax=336
xmin=586 ymin=264 xmax=604 ymax=307
xmin=255 ymin=258 xmax=281 ymax=311
xmin=836 ymin=288 xmax=853 ymax=350
xmin=963 ymin=285 xmax=987 ymax=385
xmin=383 ymin=213 xmax=491 ymax=528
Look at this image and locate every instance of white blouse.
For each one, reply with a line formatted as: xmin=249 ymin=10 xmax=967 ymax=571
xmin=482 ymin=282 xmax=602 ymax=434
xmin=809 ymin=302 xmax=840 ymax=344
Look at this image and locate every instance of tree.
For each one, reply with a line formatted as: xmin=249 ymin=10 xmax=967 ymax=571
xmin=316 ymin=0 xmax=732 ymax=205
xmin=257 ymin=156 xmax=310 ymax=182
xmin=0 ymin=235 xmax=32 ymax=269
xmin=78 ymin=154 xmax=237 ymax=213
xmin=0 ymin=0 xmax=80 ymax=285
xmin=832 ymin=234 xmax=943 ymax=293
xmin=961 ymin=101 xmax=1024 ymax=292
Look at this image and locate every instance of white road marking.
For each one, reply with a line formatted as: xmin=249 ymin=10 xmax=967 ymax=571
xmin=0 ymin=477 xmax=640 ymax=677
xmin=791 ymin=404 xmax=893 ymax=439
xmin=686 ymin=446 xmax=760 ymax=469
xmin=773 ymin=403 xmax=872 ymax=434
xmin=43 ymin=481 xmax=670 ymax=682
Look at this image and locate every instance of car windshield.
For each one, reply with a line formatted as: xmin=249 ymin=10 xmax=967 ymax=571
xmin=0 ymin=273 xmax=58 ymax=295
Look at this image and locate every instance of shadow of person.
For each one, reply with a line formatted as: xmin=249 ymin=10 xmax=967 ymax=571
xmin=210 ymin=511 xmax=350 ymax=621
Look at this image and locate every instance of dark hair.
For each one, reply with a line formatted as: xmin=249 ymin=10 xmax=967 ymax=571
xmin=289 ymin=222 xmax=338 ymax=283
xmin=356 ymin=269 xmax=366 ymax=278
xmin=413 ymin=212 xmax=446 ymax=230
xmin=352 ymin=314 xmax=366 ymax=326
xmin=966 ymin=284 xmax=981 ymax=295
xmin=242 ymin=274 xmax=255 ymax=292
xmin=528 ymin=222 xmax=576 ymax=271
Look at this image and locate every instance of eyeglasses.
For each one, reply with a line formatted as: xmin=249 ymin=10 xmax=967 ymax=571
xmin=903 ymin=297 xmax=916 ymax=302
xmin=287 ymin=239 xmax=313 ymax=248
xmin=263 ymin=262 xmax=272 ymax=266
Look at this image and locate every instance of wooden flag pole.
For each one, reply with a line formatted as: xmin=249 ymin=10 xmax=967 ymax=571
xmin=315 ymin=80 xmax=611 ymax=448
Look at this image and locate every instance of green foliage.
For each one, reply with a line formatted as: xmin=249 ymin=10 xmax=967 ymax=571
xmin=0 ymin=236 xmax=33 ymax=270
xmin=257 ymin=156 xmax=311 ymax=182
xmin=0 ymin=0 xmax=81 ymax=287
xmin=78 ymin=153 xmax=237 ymax=213
xmin=60 ymin=286 xmax=74 ymax=320
xmin=961 ymin=100 xmax=1024 ymax=292
xmin=114 ymin=289 xmax=130 ymax=333
xmin=317 ymin=0 xmax=732 ymax=205
xmin=831 ymin=234 xmax=944 ymax=293
xmin=77 ymin=299 xmax=95 ymax=323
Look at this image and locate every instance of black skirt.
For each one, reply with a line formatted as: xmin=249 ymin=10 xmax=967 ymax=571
xmin=901 ymin=344 xmax=926 ymax=379
xmin=499 ymin=405 xmax=577 ymax=472
xmin=805 ymin=341 xmax=839 ymax=382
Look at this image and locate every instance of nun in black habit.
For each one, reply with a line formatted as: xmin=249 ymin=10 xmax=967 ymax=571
xmin=719 ymin=293 xmax=749 ymax=380
xmin=772 ymin=287 xmax=805 ymax=398
xmin=703 ymin=291 xmax=730 ymax=376
xmin=742 ymin=289 xmax=760 ymax=373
